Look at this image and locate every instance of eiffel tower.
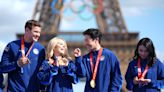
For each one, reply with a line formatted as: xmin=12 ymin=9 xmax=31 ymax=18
xmin=17 ymin=0 xmax=139 ymax=91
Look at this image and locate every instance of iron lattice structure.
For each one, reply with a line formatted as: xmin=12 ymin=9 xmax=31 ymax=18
xmin=17 ymin=0 xmax=139 ymax=91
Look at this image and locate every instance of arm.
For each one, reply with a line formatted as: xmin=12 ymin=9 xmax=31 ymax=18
xmin=37 ymin=61 xmax=58 ymax=85
xmin=75 ymin=56 xmax=86 ymax=78
xmin=74 ymin=48 xmax=86 ymax=78
xmin=0 ymin=43 xmax=19 ymax=73
xmin=109 ymin=54 xmax=123 ymax=92
xmin=149 ymin=60 xmax=164 ymax=89
xmin=125 ymin=62 xmax=134 ymax=91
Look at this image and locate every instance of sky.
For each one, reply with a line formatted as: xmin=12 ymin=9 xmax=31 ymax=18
xmin=0 ymin=0 xmax=164 ymax=62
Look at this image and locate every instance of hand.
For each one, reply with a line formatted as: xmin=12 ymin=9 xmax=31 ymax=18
xmin=58 ymin=58 xmax=68 ymax=66
xmin=48 ymin=58 xmax=55 ymax=65
xmin=139 ymin=78 xmax=151 ymax=85
xmin=74 ymin=48 xmax=81 ymax=57
xmin=17 ymin=57 xmax=29 ymax=67
xmin=133 ymin=76 xmax=139 ymax=85
xmin=62 ymin=58 xmax=69 ymax=66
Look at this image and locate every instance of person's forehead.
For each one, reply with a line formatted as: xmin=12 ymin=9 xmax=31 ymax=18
xmin=57 ymin=40 xmax=65 ymax=44
xmin=84 ymin=35 xmax=91 ymax=39
xmin=32 ymin=26 xmax=41 ymax=30
xmin=138 ymin=45 xmax=147 ymax=50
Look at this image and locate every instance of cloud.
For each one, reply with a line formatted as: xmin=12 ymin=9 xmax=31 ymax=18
xmin=0 ymin=0 xmax=35 ymax=35
xmin=0 ymin=0 xmax=36 ymax=45
xmin=120 ymin=0 xmax=164 ymax=16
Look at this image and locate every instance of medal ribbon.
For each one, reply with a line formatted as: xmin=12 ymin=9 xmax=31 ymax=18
xmin=21 ymin=37 xmax=34 ymax=58
xmin=90 ymin=48 xmax=103 ymax=80
xmin=137 ymin=58 xmax=149 ymax=79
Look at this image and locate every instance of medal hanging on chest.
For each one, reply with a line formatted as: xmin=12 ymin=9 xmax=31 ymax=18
xmin=137 ymin=58 xmax=149 ymax=87
xmin=89 ymin=48 xmax=103 ymax=88
xmin=20 ymin=37 xmax=34 ymax=73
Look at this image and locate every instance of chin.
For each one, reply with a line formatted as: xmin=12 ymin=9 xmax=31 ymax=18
xmin=86 ymin=46 xmax=91 ymax=51
xmin=140 ymin=57 xmax=147 ymax=60
xmin=33 ymin=39 xmax=38 ymax=42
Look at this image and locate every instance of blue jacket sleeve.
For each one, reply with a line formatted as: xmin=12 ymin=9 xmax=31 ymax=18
xmin=0 ymin=43 xmax=19 ymax=73
xmin=67 ymin=61 xmax=79 ymax=84
xmin=37 ymin=60 xmax=58 ymax=85
xmin=75 ymin=56 xmax=86 ymax=78
xmin=109 ymin=53 xmax=123 ymax=92
xmin=125 ymin=62 xmax=134 ymax=91
xmin=150 ymin=60 xmax=164 ymax=89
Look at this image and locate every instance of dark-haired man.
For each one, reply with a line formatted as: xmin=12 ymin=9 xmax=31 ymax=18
xmin=0 ymin=20 xmax=45 ymax=92
xmin=74 ymin=28 xmax=123 ymax=92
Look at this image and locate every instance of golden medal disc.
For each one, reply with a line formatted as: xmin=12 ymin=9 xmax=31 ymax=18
xmin=90 ymin=79 xmax=96 ymax=88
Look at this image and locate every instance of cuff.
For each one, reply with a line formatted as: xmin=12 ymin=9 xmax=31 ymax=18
xmin=75 ymin=56 xmax=82 ymax=63
xmin=67 ymin=69 xmax=79 ymax=84
xmin=50 ymin=66 xmax=58 ymax=76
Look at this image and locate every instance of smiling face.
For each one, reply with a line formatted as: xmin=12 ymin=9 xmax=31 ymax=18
xmin=25 ymin=26 xmax=41 ymax=42
xmin=54 ymin=39 xmax=67 ymax=56
xmin=84 ymin=35 xmax=98 ymax=52
xmin=138 ymin=45 xmax=149 ymax=59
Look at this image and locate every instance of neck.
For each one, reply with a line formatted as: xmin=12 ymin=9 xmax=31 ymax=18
xmin=93 ymin=44 xmax=101 ymax=51
xmin=24 ymin=35 xmax=32 ymax=43
xmin=54 ymin=52 xmax=62 ymax=59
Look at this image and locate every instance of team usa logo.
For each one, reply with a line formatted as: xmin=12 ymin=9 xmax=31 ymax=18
xmin=33 ymin=48 xmax=39 ymax=55
xmin=100 ymin=55 xmax=105 ymax=61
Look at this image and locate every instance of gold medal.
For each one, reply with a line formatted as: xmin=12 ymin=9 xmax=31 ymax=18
xmin=90 ymin=79 xmax=96 ymax=88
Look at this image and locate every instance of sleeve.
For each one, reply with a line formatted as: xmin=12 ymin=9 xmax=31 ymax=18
xmin=109 ymin=53 xmax=123 ymax=92
xmin=38 ymin=48 xmax=46 ymax=66
xmin=37 ymin=60 xmax=59 ymax=85
xmin=125 ymin=62 xmax=134 ymax=91
xmin=75 ymin=56 xmax=86 ymax=78
xmin=0 ymin=43 xmax=19 ymax=73
xmin=67 ymin=61 xmax=79 ymax=84
xmin=149 ymin=60 xmax=164 ymax=89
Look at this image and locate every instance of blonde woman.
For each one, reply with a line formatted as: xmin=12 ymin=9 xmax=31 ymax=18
xmin=37 ymin=37 xmax=78 ymax=92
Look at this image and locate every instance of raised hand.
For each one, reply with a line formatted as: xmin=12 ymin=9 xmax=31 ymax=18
xmin=74 ymin=48 xmax=81 ymax=57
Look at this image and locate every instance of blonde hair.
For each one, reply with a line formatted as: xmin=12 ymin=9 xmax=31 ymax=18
xmin=46 ymin=37 xmax=71 ymax=60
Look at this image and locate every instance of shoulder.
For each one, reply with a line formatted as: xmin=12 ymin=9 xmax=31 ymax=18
xmin=34 ymin=42 xmax=45 ymax=49
xmin=4 ymin=40 xmax=20 ymax=51
xmin=102 ymin=48 xmax=114 ymax=55
xmin=102 ymin=48 xmax=117 ymax=59
xmin=154 ymin=58 xmax=164 ymax=67
xmin=41 ymin=60 xmax=51 ymax=68
xmin=8 ymin=39 xmax=21 ymax=46
xmin=128 ymin=59 xmax=137 ymax=67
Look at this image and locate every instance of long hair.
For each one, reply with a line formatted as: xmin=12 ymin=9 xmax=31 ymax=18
xmin=46 ymin=37 xmax=71 ymax=60
xmin=133 ymin=37 xmax=156 ymax=67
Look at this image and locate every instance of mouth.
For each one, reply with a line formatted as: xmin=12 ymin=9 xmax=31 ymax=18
xmin=33 ymin=37 xmax=39 ymax=41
